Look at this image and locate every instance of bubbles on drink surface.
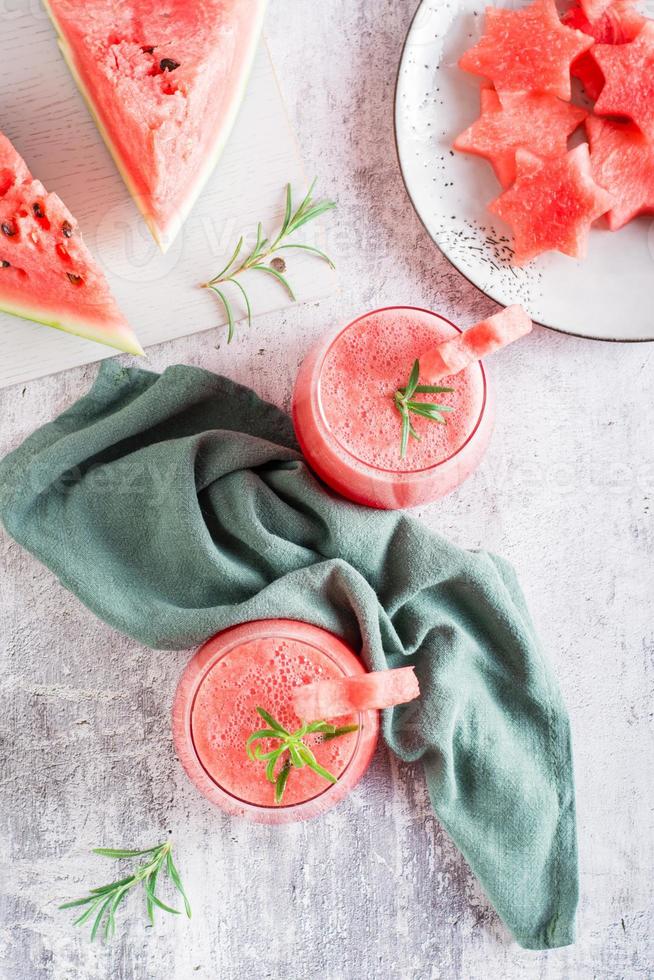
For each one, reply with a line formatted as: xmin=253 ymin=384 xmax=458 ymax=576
xmin=319 ymin=309 xmax=485 ymax=471
xmin=191 ymin=638 xmax=358 ymax=806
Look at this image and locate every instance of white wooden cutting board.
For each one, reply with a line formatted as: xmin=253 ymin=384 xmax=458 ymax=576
xmin=0 ymin=4 xmax=337 ymax=389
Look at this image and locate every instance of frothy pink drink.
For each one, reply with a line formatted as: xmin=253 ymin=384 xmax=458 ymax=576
xmin=172 ymin=620 xmax=379 ymax=824
xmin=293 ymin=306 xmax=494 ymax=509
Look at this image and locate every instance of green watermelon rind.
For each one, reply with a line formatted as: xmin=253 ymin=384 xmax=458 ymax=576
xmin=0 ymin=294 xmax=144 ymax=354
xmin=43 ymin=0 xmax=268 ymax=254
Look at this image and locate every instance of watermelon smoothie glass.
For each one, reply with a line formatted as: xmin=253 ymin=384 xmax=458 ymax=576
xmin=292 ymin=306 xmax=494 ymax=510
xmin=172 ymin=620 xmax=379 ymax=824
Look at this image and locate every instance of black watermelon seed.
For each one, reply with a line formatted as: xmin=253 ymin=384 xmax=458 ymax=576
xmin=67 ymin=272 xmax=83 ymax=285
xmin=33 ymin=202 xmax=45 ymax=219
xmin=141 ymin=45 xmax=155 ymax=53
xmin=1 ymin=221 xmax=16 ymax=237
xmin=62 ymin=221 xmax=73 ymax=238
xmin=160 ymin=58 xmax=180 ymax=72
xmin=1 ymin=259 xmax=10 ymax=268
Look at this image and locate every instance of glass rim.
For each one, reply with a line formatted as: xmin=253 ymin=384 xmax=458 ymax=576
xmin=314 ymin=305 xmax=488 ymax=477
xmin=188 ymin=630 xmax=365 ymax=812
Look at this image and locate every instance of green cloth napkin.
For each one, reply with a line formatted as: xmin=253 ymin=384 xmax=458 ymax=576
xmin=0 ymin=361 xmax=577 ymax=949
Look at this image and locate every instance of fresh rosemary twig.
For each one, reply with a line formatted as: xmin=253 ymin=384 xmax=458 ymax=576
xmin=202 ymin=180 xmax=336 ymax=342
xmin=393 ymin=359 xmax=455 ymax=459
xmin=246 ymin=707 xmax=358 ymax=805
xmin=59 ymin=841 xmax=191 ymax=941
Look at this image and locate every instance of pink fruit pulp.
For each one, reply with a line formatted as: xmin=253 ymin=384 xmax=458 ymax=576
xmin=292 ymin=307 xmax=493 ymax=510
xmin=172 ymin=620 xmax=379 ymax=824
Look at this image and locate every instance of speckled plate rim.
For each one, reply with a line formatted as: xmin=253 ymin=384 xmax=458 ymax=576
xmin=394 ymin=0 xmax=654 ymax=343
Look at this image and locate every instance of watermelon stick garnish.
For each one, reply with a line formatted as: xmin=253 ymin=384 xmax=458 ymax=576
xmin=246 ymin=707 xmax=358 ymax=805
xmin=202 ymin=180 xmax=336 ymax=343
xmin=393 ymin=306 xmax=532 ymax=459
xmin=293 ymin=666 xmax=420 ymax=719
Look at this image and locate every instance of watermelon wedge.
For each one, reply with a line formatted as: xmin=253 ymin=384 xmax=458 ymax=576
xmin=587 ymin=116 xmax=654 ymax=229
xmin=0 ymin=131 xmax=142 ymax=354
xmin=563 ymin=1 xmax=646 ymax=100
xmin=44 ymin=0 xmax=268 ymax=252
xmin=459 ymin=0 xmax=593 ymax=102
xmin=420 ymin=306 xmax=532 ymax=383
xmin=594 ymin=23 xmax=654 ymax=142
xmin=488 ymin=145 xmax=614 ymax=264
xmin=292 ymin=667 xmax=420 ymax=720
xmin=454 ymin=89 xmax=586 ymax=188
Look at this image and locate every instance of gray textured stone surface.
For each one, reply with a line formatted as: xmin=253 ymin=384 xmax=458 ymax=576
xmin=1 ymin=1 xmax=653 ymax=977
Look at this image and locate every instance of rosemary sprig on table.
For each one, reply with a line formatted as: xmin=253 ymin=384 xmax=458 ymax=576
xmin=203 ymin=180 xmax=336 ymax=342
xmin=246 ymin=707 xmax=358 ymax=805
xmin=59 ymin=842 xmax=191 ymax=940
xmin=394 ymin=359 xmax=455 ymax=459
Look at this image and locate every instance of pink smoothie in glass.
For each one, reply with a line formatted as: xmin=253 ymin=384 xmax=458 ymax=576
xmin=292 ymin=306 xmax=493 ymax=509
xmin=172 ymin=620 xmax=379 ymax=824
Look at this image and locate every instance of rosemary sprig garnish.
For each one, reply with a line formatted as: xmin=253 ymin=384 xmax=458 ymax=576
xmin=59 ymin=841 xmax=191 ymax=941
xmin=203 ymin=180 xmax=336 ymax=342
xmin=246 ymin=707 xmax=358 ymax=805
xmin=394 ymin=359 xmax=455 ymax=459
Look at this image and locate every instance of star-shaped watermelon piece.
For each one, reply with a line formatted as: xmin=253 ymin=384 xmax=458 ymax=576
xmin=565 ymin=0 xmax=645 ymax=43
xmin=488 ymin=145 xmax=615 ymax=264
xmin=594 ymin=23 xmax=654 ymax=141
xmin=579 ymin=0 xmax=613 ymax=21
xmin=454 ymin=89 xmax=587 ymax=187
xmin=586 ymin=116 xmax=654 ymax=229
xmin=459 ymin=0 xmax=594 ymax=102
xmin=563 ymin=1 xmax=645 ymax=100
xmin=570 ymin=51 xmax=605 ymax=101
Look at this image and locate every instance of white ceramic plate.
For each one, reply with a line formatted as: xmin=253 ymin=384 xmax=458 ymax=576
xmin=395 ymin=0 xmax=654 ymax=341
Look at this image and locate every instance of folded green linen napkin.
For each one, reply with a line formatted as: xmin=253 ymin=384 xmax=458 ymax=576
xmin=0 ymin=361 xmax=577 ymax=949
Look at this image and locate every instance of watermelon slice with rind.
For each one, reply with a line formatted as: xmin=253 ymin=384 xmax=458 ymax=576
xmin=459 ymin=0 xmax=593 ymax=102
xmin=488 ymin=145 xmax=614 ymax=264
xmin=594 ymin=23 xmax=654 ymax=142
xmin=0 ymin=131 xmax=142 ymax=354
xmin=45 ymin=0 xmax=268 ymax=252
xmin=563 ymin=2 xmax=646 ymax=100
xmin=587 ymin=116 xmax=654 ymax=229
xmin=292 ymin=667 xmax=419 ymax=720
xmin=454 ymin=89 xmax=586 ymax=188
xmin=420 ymin=306 xmax=532 ymax=383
